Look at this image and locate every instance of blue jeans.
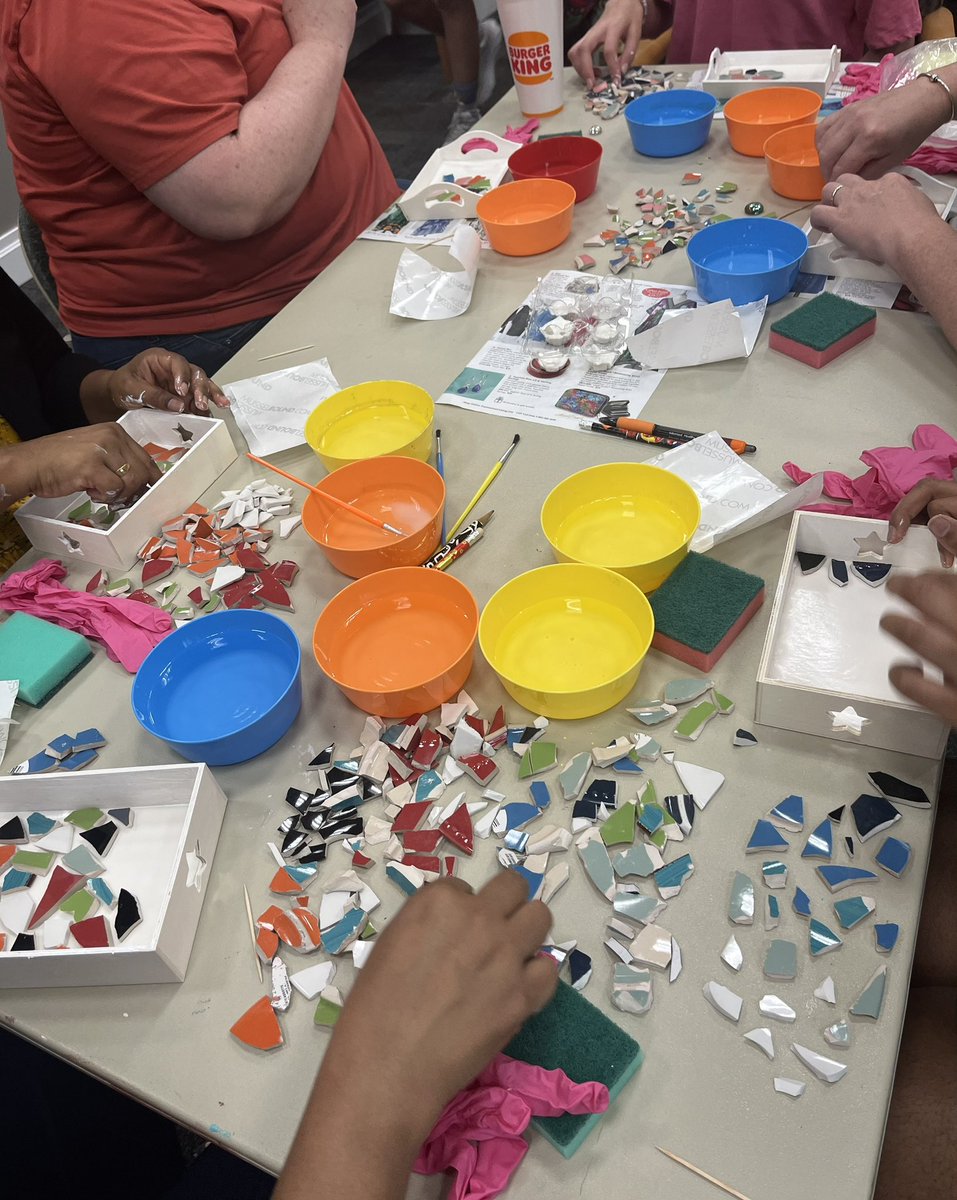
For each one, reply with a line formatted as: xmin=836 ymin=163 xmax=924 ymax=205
xmin=70 ymin=316 xmax=272 ymax=376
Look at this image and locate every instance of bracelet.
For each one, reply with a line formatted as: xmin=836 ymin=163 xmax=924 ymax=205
xmin=918 ymin=71 xmax=957 ymax=123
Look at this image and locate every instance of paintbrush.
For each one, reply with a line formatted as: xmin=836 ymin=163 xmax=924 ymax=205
xmin=246 ymin=452 xmax=408 ymax=537
xmin=447 ymin=434 xmax=519 ymax=539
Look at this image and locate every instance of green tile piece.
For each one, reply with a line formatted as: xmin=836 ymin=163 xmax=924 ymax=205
xmin=11 ymin=849 xmax=55 ymax=874
xmin=713 ymin=690 xmax=735 ymax=715
xmin=674 ymin=700 xmax=717 ymax=740
xmin=764 ymin=938 xmax=797 ymax=980
xmin=313 ymin=994 xmax=343 ymax=1027
xmin=60 ymin=889 xmax=98 ymax=922
xmin=65 ymin=808 xmax=104 ymax=832
xmin=600 ymin=801 xmax=637 ymax=847
xmin=639 ymin=779 xmax=658 ymax=807
xmin=518 ymin=741 xmax=558 ymax=780
xmin=850 ymin=965 xmax=887 ymax=1020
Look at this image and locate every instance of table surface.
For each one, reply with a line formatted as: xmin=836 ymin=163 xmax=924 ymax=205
xmin=3 ymin=68 xmax=954 ymax=1200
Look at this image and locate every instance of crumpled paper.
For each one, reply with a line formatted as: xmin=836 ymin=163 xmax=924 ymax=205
xmin=0 ymin=559 xmax=172 ymax=673
xmin=627 ymin=297 xmax=767 ymax=368
xmin=413 ymin=1053 xmax=609 ymax=1200
xmin=783 ymin=424 xmax=957 ymax=518
xmin=390 ymin=224 xmax=481 ymax=321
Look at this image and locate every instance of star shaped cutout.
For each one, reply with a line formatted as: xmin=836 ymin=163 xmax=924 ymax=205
xmin=853 ymin=531 xmax=888 ymax=559
xmin=184 ymin=840 xmax=207 ymax=891
xmin=829 ymin=706 xmax=870 ymax=736
xmin=174 ymin=423 xmax=194 ymax=443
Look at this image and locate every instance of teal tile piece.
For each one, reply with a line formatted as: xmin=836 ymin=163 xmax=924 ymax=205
xmin=630 ymin=736 xmax=661 ymax=762
xmin=322 ymin=908 xmax=366 ymax=955
xmin=809 ymin=918 xmax=843 ymax=957
xmin=611 ymin=964 xmax=654 ymax=1014
xmin=655 ymin=853 xmax=694 ymax=899
xmin=638 ymin=803 xmax=665 ymax=835
xmin=386 ymin=864 xmax=420 ymax=896
xmin=1 ymin=868 xmax=35 ymax=893
xmin=767 ymin=895 xmax=781 ymax=921
xmin=874 ymin=835 xmax=912 ymax=878
xmin=62 ymin=845 xmax=104 ymax=878
xmin=663 ymin=677 xmax=713 ymax=704
xmin=801 ymin=818 xmax=833 ymax=860
xmin=817 ymin=865 xmax=878 ymax=892
xmin=580 ymin=839 xmax=615 ymax=899
xmin=764 ymin=939 xmax=797 ymax=980
xmin=729 ymin=871 xmax=755 ymax=924
xmin=793 ymin=886 xmax=812 ymax=918
xmin=613 ymin=842 xmax=660 ymax=878
xmin=850 ymin=965 xmax=887 ymax=1019
xmin=745 ymin=820 xmax=789 ymax=853
xmin=89 ymin=877 xmax=115 ymax=907
xmin=559 ymin=752 xmax=591 ymax=800
xmin=414 ymin=770 xmax=444 ymax=802
xmin=833 ymin=895 xmax=875 ymax=931
xmin=613 ymin=892 xmax=666 ymax=922
xmin=769 ymin=794 xmax=804 ymax=830
xmin=632 ymin=705 xmax=675 ymax=726
xmin=761 ymin=860 xmax=788 ymax=888
xmin=875 ymin=922 xmax=900 ymax=954
xmin=286 ymin=865 xmax=319 ymax=887
xmin=26 ymin=812 xmax=57 ymax=837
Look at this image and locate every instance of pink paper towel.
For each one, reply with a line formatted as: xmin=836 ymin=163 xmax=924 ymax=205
xmin=413 ymin=1053 xmax=608 ymax=1200
xmin=783 ymin=424 xmax=957 ymax=518
xmin=0 ymin=558 xmax=172 ymax=672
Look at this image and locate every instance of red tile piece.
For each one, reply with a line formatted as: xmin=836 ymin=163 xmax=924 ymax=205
xmin=85 ymin=570 xmax=106 ymax=594
xmin=269 ymin=560 xmax=299 ymax=586
xmin=137 ymin=537 xmax=163 ymax=561
xmin=254 ymin=572 xmax=294 ymax=612
xmin=465 ymin=714 xmax=487 ymax=737
xmin=70 ymin=914 xmax=112 ymax=948
xmin=459 ymin=754 xmax=499 ymax=785
xmin=352 ymin=850 xmax=374 ymax=869
xmin=444 ymin=856 xmax=457 ymax=877
xmin=28 ymin=865 xmax=85 ymax=929
xmin=402 ymin=854 xmax=441 ymax=875
xmin=402 ymin=829 xmax=444 ymax=854
xmin=236 ymin=548 xmax=268 ymax=571
xmin=141 ymin=556 xmax=176 ymax=586
xmin=487 ymin=705 xmax=508 ymax=749
xmin=187 ymin=587 xmax=206 ymax=606
xmin=439 ymin=803 xmax=474 ymax=856
xmin=411 ymin=729 xmax=441 ymax=771
xmin=127 ymin=589 xmax=159 ymax=606
xmin=230 ymin=995 xmax=284 ymax=1051
xmin=390 ymin=800 xmax=432 ymax=834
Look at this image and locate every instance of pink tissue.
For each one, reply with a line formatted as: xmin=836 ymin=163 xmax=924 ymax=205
xmin=783 ymin=424 xmax=957 ymax=518
xmin=413 ymin=1053 xmax=608 ymax=1200
xmin=503 ymin=119 xmax=540 ymax=144
xmin=0 ymin=558 xmax=172 ymax=672
xmin=840 ymin=59 xmax=957 ymax=172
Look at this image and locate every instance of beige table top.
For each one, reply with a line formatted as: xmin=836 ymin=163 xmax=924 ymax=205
xmin=3 ymin=68 xmax=955 ymax=1200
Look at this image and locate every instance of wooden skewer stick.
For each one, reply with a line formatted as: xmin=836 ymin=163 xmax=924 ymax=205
xmin=656 ymin=1148 xmax=753 ymax=1200
xmin=243 ymin=884 xmax=264 ymax=985
xmin=246 ymin=453 xmax=408 ymax=537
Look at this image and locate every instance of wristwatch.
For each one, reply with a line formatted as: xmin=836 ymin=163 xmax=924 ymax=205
xmin=918 ymin=71 xmax=957 ymax=122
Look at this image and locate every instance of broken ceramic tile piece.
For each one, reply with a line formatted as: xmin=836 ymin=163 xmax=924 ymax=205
xmin=851 ymin=793 xmax=901 ymax=842
xmin=866 ymin=771 xmax=930 ymax=810
xmin=764 ymin=939 xmax=797 ymax=981
xmin=460 ymin=753 xmax=499 ymax=785
xmin=518 ymin=741 xmax=557 ymax=778
xmin=674 ymin=700 xmax=717 ymax=741
xmin=558 ymin=752 xmax=591 ymax=800
xmin=631 ymin=924 xmax=673 ymax=970
xmin=875 ymin=922 xmax=900 ymax=954
xmin=579 ymin=837 xmax=616 ymax=899
xmin=541 ymin=862 xmax=570 ymax=903
xmin=817 ymin=864 xmax=878 ymax=892
xmin=231 ymin=995 xmax=284 ymax=1051
xmin=11 ymin=933 xmax=35 ymax=952
xmin=809 ymin=918 xmax=842 ymax=957
xmin=630 ymin=733 xmax=661 ymax=761
xmin=851 ymin=561 xmax=891 ymax=587
xmin=605 ymin=936 xmax=633 ymax=964
xmin=1 ymin=818 xmax=33 ymax=844
xmin=114 ymin=888 xmax=142 ymax=941
xmin=494 ymin=801 xmax=542 ymax=834
xmin=612 ymin=964 xmax=654 ymax=1014
xmin=814 ymin=976 xmax=837 ymax=1004
xmin=270 ymin=957 xmax=292 ymax=1011
xmin=850 ymin=964 xmax=887 ymax=1019
xmin=824 ymin=1020 xmax=851 ymax=1048
xmin=874 ymin=834 xmax=912 ymax=878
xmin=613 ymin=842 xmax=663 ymax=878
xmin=0 ymin=868 xmax=34 ymax=893
xmin=764 ymin=894 xmax=781 ymax=930
xmin=614 ymin=890 xmax=668 ymax=924
xmin=760 ymin=994 xmax=796 ymax=1023
xmin=664 ymin=677 xmax=713 ymax=705
xmin=64 ymin=807 xmax=104 ymax=832
xmin=526 ymin=824 xmax=572 ymax=854
xmin=26 ymin=811 xmax=57 ymax=837
xmin=774 ymin=1077 xmax=805 ymax=1099
xmin=80 ymin=820 xmax=118 ymax=858
xmin=11 ymin=848 xmax=54 ymax=875
xmin=11 ymin=751 xmax=59 ymax=775
xmin=70 ymin=914 xmax=112 ymax=948
xmin=88 ymin=877 xmax=115 ymax=908
xmin=27 ymin=865 xmax=85 ymax=927
xmin=769 ymin=794 xmax=804 ymax=832
xmin=703 ymin=979 xmax=743 ymax=1022
xmin=834 ymin=895 xmax=876 ymax=930
xmin=35 ymin=825 xmax=74 ymax=854
xmin=663 ymin=794 xmax=695 ymax=836
xmin=439 ymin=803 xmax=473 ymax=855
xmin=289 ymin=960 xmax=336 ymax=1000
xmin=721 ymin=934 xmax=743 ymax=972
xmin=792 ymin=886 xmax=812 ymax=919
xmin=313 ymin=986 xmax=343 ymax=1027
xmin=629 ymin=703 xmax=678 ymax=726
xmin=0 ymin=890 xmax=36 ymax=934
xmin=733 ymin=729 xmax=758 ymax=748
xmin=828 ymin=559 xmax=849 ymax=587
xmin=761 ymin=860 xmax=788 ymax=889
xmin=729 ymin=871 xmax=754 ymax=925
xmin=62 ymin=844 xmax=105 ymax=878
xmin=744 ymin=1027 xmax=775 ymax=1060
xmin=568 ymin=947 xmax=592 ymax=991
xmin=592 ymin=737 xmax=633 ymax=768
xmin=844 ymin=836 xmax=855 ymax=858
xmin=796 ymin=552 xmax=825 ymax=575
xmin=746 ymin=819 xmax=789 ymax=854
xmin=600 ymin=801 xmax=637 ymax=846
xmin=655 ymin=853 xmax=694 ymax=899
xmin=801 ymin=818 xmax=833 ymax=860
xmin=792 ymin=1042 xmax=847 ymax=1084
xmin=674 ymin=761 xmax=724 ymax=809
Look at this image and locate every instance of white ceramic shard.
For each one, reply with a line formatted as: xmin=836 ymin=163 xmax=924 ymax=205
xmin=605 ymin=937 xmax=634 ymax=964
xmin=592 ymin=737 xmax=632 ymax=768
xmin=721 ymin=934 xmax=743 ymax=972
xmin=675 ymin=760 xmax=724 ymax=809
xmin=814 ymin=976 xmax=837 ymax=1005
xmin=744 ymin=1027 xmax=775 ymax=1060
xmin=670 ymin=937 xmax=683 ymax=982
xmin=774 ymin=1077 xmax=806 ymax=1098
xmin=703 ymin=979 xmax=743 ymax=1022
xmin=351 ymin=940 xmax=374 ymax=969
xmin=541 ymin=862 xmax=570 ymax=904
xmin=289 ymin=961 xmax=336 ymax=1000
xmin=791 ymin=1042 xmax=848 ymax=1084
xmin=630 ymin=924 xmax=673 ymax=970
xmin=759 ymin=995 xmax=796 ymax=1023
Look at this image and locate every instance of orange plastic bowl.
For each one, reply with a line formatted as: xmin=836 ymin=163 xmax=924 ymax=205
xmin=724 ymin=87 xmax=822 ymax=157
xmin=507 ymin=137 xmax=603 ymax=202
xmin=476 ymin=179 xmax=576 ymax=256
xmin=763 ymin=124 xmax=825 ymax=202
xmin=313 ymin=567 xmax=479 ymax=717
xmin=302 ymin=456 xmax=445 ymax=579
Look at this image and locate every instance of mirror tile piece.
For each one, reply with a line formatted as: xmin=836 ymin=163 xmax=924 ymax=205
xmin=824 ymin=1020 xmax=851 ymax=1049
xmin=612 ymin=964 xmax=654 ymax=1014
xmin=814 ymin=976 xmax=837 ymax=1005
xmin=721 ymin=934 xmax=743 ymax=972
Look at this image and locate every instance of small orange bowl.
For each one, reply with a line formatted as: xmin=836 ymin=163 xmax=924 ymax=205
xmin=763 ymin=124 xmax=825 ymax=202
xmin=476 ymin=178 xmax=576 ymax=256
xmin=724 ymin=86 xmax=822 ymax=157
xmin=313 ymin=567 xmax=479 ymax=717
xmin=303 ymin=456 xmax=445 ymax=578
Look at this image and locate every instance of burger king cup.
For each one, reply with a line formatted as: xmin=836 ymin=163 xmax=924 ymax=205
xmin=496 ymin=0 xmax=564 ymax=118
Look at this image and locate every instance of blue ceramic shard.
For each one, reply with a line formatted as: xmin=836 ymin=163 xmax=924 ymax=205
xmin=386 ymin=865 xmax=419 ymax=896
xmin=573 ymin=797 xmax=604 ymax=823
xmin=875 ymin=922 xmax=900 ymax=954
xmin=844 ymin=836 xmax=855 ymax=858
xmin=793 ymin=887 xmax=812 ymax=918
xmin=510 ymin=863 xmax=544 ymax=900
xmin=745 ymin=819 xmax=789 ymax=854
xmin=612 ymin=755 xmax=644 ymax=774
xmin=322 ymin=907 xmax=367 ymax=954
xmin=638 ymin=803 xmax=666 ymax=836
xmin=285 ymin=865 xmax=318 ymax=887
xmin=12 ymin=751 xmax=59 ymax=775
xmin=59 ymin=749 xmax=99 ymax=772
xmin=829 ymin=559 xmax=849 ymax=586
xmin=664 ymin=794 xmax=695 ymax=836
xmin=874 ymin=835 xmax=912 ymax=878
xmin=584 ymin=779 xmax=618 ymax=808
xmin=89 ymin=877 xmax=115 ymax=907
xmin=107 ymin=808 xmax=133 ymax=828
xmin=833 ymin=895 xmax=875 ymax=930
xmin=1 ymin=868 xmax=35 ymax=893
xmin=528 ymin=781 xmax=551 ymax=809
xmin=761 ymin=860 xmax=788 ymax=888
xmin=580 ymin=838 xmax=616 ymax=899
xmin=801 ymin=818 xmax=833 ymax=860
xmin=656 ymin=854 xmax=694 ymax=899
xmin=809 ymin=918 xmax=842 ymax=956
xmin=499 ymin=802 xmax=543 ymax=832
xmin=866 ymin=771 xmax=930 ymax=810
xmin=26 ymin=812 xmax=57 ymax=837
xmin=568 ymin=948 xmax=592 ymax=990
xmin=72 ymin=728 xmax=106 ymax=751
xmin=45 ymin=734 xmax=76 ymax=759
xmin=817 ymin=864 xmax=879 ymax=892
xmin=414 ymin=770 xmax=444 ymax=802
xmin=851 ymin=561 xmax=891 ymax=587
xmin=769 ymin=794 xmax=804 ymax=831
xmin=851 ymin=793 xmax=900 ymax=842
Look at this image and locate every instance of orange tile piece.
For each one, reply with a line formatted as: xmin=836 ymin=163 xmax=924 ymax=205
xmin=230 ymin=995 xmax=284 ymax=1051
xmin=255 ymin=926 xmax=279 ymax=963
xmin=295 ymin=896 xmax=310 ymax=908
xmin=0 ymin=844 xmax=16 ymax=871
xmin=194 ymin=537 xmax=220 ymax=555
xmin=0 ymin=932 xmax=5 ymax=951
xmin=185 ymin=503 xmax=208 ymax=517
xmin=259 ymin=904 xmax=307 ymax=951
xmin=138 ymin=536 xmax=163 ymax=560
xmin=290 ymin=906 xmax=322 ymax=949
xmin=269 ymin=867 xmax=302 ymax=895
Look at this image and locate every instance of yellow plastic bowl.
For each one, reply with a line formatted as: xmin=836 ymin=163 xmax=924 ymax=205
xmin=541 ymin=462 xmax=701 ymax=593
xmin=305 ymin=381 xmax=434 ymax=472
xmin=479 ymin=564 xmax=655 ymax=719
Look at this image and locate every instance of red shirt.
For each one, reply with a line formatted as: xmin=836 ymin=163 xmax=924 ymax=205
xmin=0 ymin=0 xmax=398 ymax=336
xmin=665 ymin=0 xmax=922 ymax=63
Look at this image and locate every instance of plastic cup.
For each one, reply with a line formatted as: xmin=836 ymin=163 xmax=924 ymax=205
xmin=497 ymin=0 xmax=564 ymax=118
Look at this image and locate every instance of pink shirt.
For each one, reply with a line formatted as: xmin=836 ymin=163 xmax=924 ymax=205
xmin=665 ymin=0 xmax=922 ymax=63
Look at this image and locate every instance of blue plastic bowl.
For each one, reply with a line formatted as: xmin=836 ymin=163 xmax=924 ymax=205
xmin=132 ymin=611 xmax=302 ymax=766
xmin=624 ymin=90 xmax=718 ymax=157
xmin=687 ymin=218 xmax=809 ymax=305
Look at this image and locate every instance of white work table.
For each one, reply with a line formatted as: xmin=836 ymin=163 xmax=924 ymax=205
xmin=2 ymin=68 xmax=955 ymax=1200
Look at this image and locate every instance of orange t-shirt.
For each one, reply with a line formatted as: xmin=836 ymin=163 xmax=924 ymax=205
xmin=0 ymin=0 xmax=398 ymax=336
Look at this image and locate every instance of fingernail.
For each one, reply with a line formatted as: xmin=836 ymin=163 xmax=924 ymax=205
xmin=197 ymin=397 xmax=208 ymax=411
xmin=176 ymin=379 xmax=189 ymax=397
xmin=929 ymin=514 xmax=952 ymax=537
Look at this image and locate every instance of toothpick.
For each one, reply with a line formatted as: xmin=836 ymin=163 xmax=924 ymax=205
xmin=656 ymin=1148 xmax=752 ymax=1200
xmin=243 ymin=884 xmax=263 ymax=984
xmin=256 ymin=344 xmax=314 ymax=362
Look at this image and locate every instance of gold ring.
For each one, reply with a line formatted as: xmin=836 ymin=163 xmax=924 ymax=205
xmin=116 ymin=462 xmax=131 ymax=477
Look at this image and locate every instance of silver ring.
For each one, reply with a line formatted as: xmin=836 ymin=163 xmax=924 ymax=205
xmin=830 ymin=184 xmax=844 ymax=206
xmin=115 ymin=462 xmax=131 ymax=477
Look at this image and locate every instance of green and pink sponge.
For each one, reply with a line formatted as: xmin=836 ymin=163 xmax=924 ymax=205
xmin=770 ymin=292 xmax=877 ymax=368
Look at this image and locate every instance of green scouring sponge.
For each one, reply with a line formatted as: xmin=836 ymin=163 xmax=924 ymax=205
xmin=649 ymin=552 xmax=765 ymax=671
xmin=769 ymin=292 xmax=877 ymax=368
xmin=504 ymin=980 xmax=643 ymax=1157
xmin=0 ymin=612 xmax=92 ymax=706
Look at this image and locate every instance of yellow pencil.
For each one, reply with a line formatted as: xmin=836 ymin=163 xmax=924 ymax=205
xmin=447 ymin=434 xmax=519 ymax=539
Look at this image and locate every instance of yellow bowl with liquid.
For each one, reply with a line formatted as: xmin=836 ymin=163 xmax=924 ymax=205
xmin=541 ymin=462 xmax=700 ymax=593
xmin=479 ymin=564 xmax=654 ymax=720
xmin=305 ymin=381 xmax=434 ymax=472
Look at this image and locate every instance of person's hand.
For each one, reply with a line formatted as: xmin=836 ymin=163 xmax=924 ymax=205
xmin=569 ymin=0 xmax=644 ymax=88
xmin=816 ymin=78 xmax=952 ymax=181
xmin=810 ymin=173 xmax=941 ymax=275
xmin=881 ymin=571 xmax=957 ymax=728
xmin=283 ymin=0 xmax=356 ymax=48
xmin=319 ymin=873 xmax=556 ymax=1147
xmin=108 ymin=349 xmax=228 ymax=415
xmin=888 ymin=478 xmax=957 ymax=567
xmin=8 ymin=424 xmax=161 ymax=505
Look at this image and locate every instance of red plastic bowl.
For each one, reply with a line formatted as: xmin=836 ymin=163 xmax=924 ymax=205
xmin=507 ymin=136 xmax=603 ymax=203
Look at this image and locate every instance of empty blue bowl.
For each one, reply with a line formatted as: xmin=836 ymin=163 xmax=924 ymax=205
xmin=687 ymin=218 xmax=809 ymax=305
xmin=624 ymin=90 xmax=718 ymax=157
xmin=132 ymin=611 xmax=302 ymax=766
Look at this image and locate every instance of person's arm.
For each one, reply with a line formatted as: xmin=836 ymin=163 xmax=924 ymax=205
xmin=274 ymin=873 xmax=556 ymax=1200
xmin=144 ymin=0 xmax=358 ymax=240
xmin=79 ymin=351 xmax=229 ymax=423
xmin=888 ymin=479 xmax=957 ymax=566
xmin=568 ymin=0 xmax=671 ymax=88
xmin=810 ymin=173 xmax=957 ymax=352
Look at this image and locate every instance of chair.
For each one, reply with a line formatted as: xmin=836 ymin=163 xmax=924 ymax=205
xmin=17 ymin=202 xmax=59 ymax=314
